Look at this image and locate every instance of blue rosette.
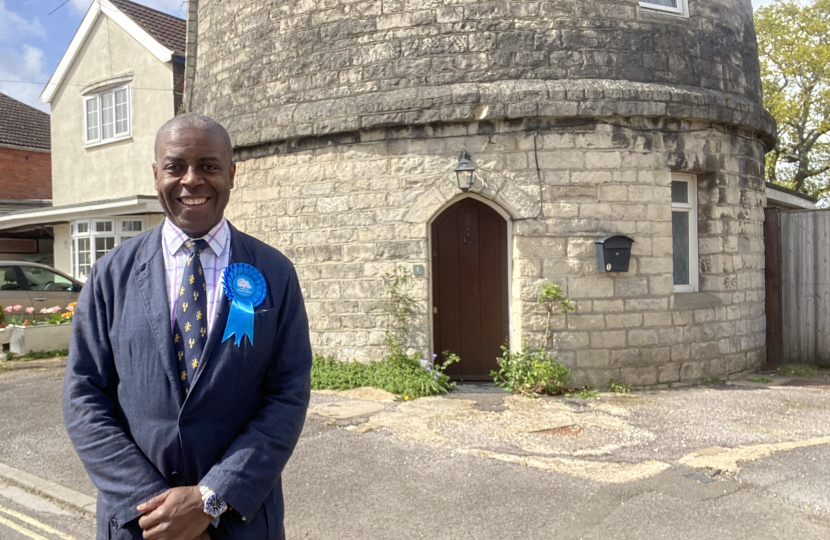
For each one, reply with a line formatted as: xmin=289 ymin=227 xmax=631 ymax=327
xmin=221 ymin=263 xmax=267 ymax=346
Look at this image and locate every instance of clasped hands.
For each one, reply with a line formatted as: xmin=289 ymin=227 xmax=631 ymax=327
xmin=137 ymin=486 xmax=214 ymax=540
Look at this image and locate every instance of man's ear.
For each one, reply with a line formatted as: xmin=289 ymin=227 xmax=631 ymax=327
xmin=152 ymin=162 xmax=160 ymax=190
xmin=229 ymin=163 xmax=236 ymax=190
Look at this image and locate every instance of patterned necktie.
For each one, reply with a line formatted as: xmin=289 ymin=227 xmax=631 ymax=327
xmin=172 ymin=239 xmax=209 ymax=396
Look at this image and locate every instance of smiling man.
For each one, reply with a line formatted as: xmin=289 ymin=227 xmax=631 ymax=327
xmin=63 ymin=113 xmax=312 ymax=540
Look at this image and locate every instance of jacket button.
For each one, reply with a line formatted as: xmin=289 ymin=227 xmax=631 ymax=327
xmin=171 ymin=471 xmax=181 ymax=482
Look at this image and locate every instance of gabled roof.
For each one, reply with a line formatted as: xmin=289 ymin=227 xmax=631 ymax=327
xmin=110 ymin=0 xmax=186 ymax=55
xmin=0 ymin=93 xmax=50 ymax=150
xmin=40 ymin=0 xmax=186 ymax=104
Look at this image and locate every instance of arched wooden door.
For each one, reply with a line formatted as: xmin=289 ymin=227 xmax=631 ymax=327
xmin=431 ymin=198 xmax=509 ymax=380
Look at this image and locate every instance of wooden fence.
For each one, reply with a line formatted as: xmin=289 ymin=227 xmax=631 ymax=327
xmin=765 ymin=208 xmax=830 ymax=366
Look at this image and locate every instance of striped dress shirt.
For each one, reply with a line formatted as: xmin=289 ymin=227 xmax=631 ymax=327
xmin=162 ymin=218 xmax=231 ymax=333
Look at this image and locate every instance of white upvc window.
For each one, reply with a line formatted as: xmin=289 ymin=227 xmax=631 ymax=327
xmin=83 ymin=84 xmax=131 ymax=146
xmin=671 ymin=173 xmax=698 ymax=293
xmin=70 ymin=217 xmax=147 ymax=279
xmin=639 ymin=0 xmax=689 ymax=17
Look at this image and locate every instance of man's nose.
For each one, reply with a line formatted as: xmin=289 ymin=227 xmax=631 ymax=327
xmin=181 ymin=166 xmax=204 ymax=185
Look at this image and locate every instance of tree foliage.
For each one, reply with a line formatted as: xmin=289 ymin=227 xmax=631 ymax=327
xmin=756 ymin=0 xmax=830 ymax=204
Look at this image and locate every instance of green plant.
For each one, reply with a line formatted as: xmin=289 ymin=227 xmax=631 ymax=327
xmin=609 ymin=379 xmax=630 ymax=393
xmin=491 ymin=344 xmax=571 ymax=396
xmin=382 ymin=266 xmax=416 ymax=358
xmin=701 ymin=375 xmax=724 ymax=386
xmin=310 ymin=352 xmax=459 ymax=398
xmin=565 ymin=387 xmax=599 ymax=399
xmin=538 ymin=281 xmax=576 ymax=348
xmin=749 ymin=376 xmax=774 ymax=384
xmin=667 ymin=381 xmax=673 ymax=388
xmin=778 ymin=364 xmax=817 ymax=378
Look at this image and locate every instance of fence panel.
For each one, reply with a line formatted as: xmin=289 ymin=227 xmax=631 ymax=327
xmin=780 ymin=210 xmax=830 ymax=365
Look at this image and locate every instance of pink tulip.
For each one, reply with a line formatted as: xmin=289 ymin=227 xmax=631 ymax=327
xmin=25 ymin=307 xmax=34 ymax=313
xmin=66 ymin=305 xmax=75 ymax=312
xmin=13 ymin=304 xmax=22 ymax=311
xmin=3 ymin=306 xmax=11 ymax=313
xmin=39 ymin=308 xmax=48 ymax=314
xmin=50 ymin=305 xmax=61 ymax=313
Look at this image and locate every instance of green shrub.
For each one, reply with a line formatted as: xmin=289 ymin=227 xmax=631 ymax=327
xmin=609 ymin=379 xmax=631 ymax=393
xmin=491 ymin=344 xmax=570 ymax=396
xmin=311 ymin=352 xmax=459 ymax=398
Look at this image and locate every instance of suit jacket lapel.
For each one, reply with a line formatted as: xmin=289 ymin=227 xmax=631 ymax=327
xmin=190 ymin=224 xmax=254 ymax=392
xmin=134 ymin=224 xmax=184 ymax=407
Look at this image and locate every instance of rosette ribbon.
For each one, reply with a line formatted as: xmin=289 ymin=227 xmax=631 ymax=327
xmin=221 ymin=263 xmax=267 ymax=346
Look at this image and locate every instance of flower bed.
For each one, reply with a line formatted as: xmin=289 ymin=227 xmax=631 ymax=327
xmin=2 ymin=303 xmax=76 ymax=354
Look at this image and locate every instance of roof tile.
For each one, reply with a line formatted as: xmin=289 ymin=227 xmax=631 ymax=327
xmin=109 ymin=0 xmax=186 ymax=54
xmin=0 ymin=93 xmax=50 ymax=150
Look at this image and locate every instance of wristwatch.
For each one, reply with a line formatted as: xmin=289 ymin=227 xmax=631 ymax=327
xmin=198 ymin=485 xmax=227 ymax=518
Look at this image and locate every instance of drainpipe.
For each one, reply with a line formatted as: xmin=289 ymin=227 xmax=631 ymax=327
xmin=183 ymin=0 xmax=198 ymax=113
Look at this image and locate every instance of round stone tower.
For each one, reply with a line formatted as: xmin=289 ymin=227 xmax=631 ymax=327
xmin=188 ymin=0 xmax=775 ymax=386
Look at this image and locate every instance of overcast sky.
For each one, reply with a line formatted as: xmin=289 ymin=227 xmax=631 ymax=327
xmin=0 ymin=0 xmax=778 ymax=113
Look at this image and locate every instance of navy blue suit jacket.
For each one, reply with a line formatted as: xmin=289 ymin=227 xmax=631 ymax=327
xmin=63 ymin=222 xmax=312 ymax=540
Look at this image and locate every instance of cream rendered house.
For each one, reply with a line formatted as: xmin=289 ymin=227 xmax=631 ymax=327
xmin=0 ymin=0 xmax=185 ymax=280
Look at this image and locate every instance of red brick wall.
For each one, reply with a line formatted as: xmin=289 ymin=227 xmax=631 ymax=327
xmin=0 ymin=146 xmax=52 ymax=200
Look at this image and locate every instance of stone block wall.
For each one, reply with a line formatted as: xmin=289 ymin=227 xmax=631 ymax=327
xmin=191 ymin=0 xmax=768 ymax=148
xmin=226 ymin=115 xmax=767 ymax=386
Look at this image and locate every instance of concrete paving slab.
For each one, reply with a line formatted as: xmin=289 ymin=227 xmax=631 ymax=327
xmin=0 ymin=463 xmax=96 ymax=515
xmin=308 ymin=400 xmax=386 ymax=420
xmin=0 ymin=484 xmax=70 ymax=516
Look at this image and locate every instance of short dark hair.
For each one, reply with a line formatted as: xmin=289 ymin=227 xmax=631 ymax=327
xmin=154 ymin=112 xmax=232 ymax=162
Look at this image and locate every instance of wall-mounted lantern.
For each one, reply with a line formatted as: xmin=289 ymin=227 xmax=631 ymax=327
xmin=595 ymin=235 xmax=635 ymax=272
xmin=454 ymin=150 xmax=475 ymax=191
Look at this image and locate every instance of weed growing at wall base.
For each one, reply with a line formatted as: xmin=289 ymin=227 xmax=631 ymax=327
xmin=491 ymin=344 xmax=571 ymax=396
xmin=311 ymin=352 xmax=459 ymax=398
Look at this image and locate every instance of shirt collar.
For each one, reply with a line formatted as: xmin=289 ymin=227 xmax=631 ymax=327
xmin=162 ymin=218 xmax=230 ymax=258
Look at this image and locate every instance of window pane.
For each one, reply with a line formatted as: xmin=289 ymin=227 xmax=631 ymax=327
xmin=20 ymin=267 xmax=73 ymax=292
xmin=0 ymin=266 xmax=21 ymax=290
xmin=86 ymin=99 xmax=99 ymax=141
xmin=76 ymin=221 xmax=89 ymax=234
xmin=77 ymin=238 xmax=91 ymax=277
xmin=642 ymin=0 xmax=678 ymax=6
xmin=95 ymin=221 xmax=113 ymax=233
xmin=95 ymin=237 xmax=115 ymax=260
xmin=671 ymin=181 xmax=688 ymax=204
xmin=121 ymin=220 xmax=143 ymax=232
xmin=115 ymin=89 xmax=129 ymax=135
xmin=102 ymin=92 xmax=115 ymax=140
xmin=672 ymin=211 xmax=690 ymax=285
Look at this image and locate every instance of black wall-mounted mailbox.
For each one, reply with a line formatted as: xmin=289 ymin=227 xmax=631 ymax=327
xmin=595 ymin=235 xmax=635 ymax=273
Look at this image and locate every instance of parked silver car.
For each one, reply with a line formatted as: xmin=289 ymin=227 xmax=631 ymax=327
xmin=0 ymin=261 xmax=82 ymax=320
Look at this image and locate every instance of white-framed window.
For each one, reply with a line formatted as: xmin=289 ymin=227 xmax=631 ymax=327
xmin=639 ymin=0 xmax=689 ymax=17
xmin=70 ymin=217 xmax=147 ymax=279
xmin=83 ymin=84 xmax=131 ymax=146
xmin=671 ymin=173 xmax=698 ymax=293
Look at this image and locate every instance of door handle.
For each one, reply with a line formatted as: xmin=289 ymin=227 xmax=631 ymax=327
xmin=33 ymin=297 xmax=47 ymax=301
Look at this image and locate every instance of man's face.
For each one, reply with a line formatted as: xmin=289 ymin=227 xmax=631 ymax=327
xmin=153 ymin=127 xmax=235 ymax=238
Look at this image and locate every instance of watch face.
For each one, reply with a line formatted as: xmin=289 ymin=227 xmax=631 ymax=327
xmin=204 ymin=494 xmax=227 ymax=517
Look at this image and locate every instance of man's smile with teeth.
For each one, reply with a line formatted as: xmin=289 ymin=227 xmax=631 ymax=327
xmin=181 ymin=197 xmax=209 ymax=206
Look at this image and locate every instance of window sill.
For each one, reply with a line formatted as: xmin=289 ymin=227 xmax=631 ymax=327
xmin=639 ymin=4 xmax=689 ymax=18
xmin=673 ymin=292 xmax=723 ymax=311
xmin=85 ymin=135 xmax=132 ymax=149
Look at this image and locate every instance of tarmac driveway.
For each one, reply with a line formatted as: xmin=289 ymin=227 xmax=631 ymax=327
xmin=0 ymin=365 xmax=828 ymax=539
